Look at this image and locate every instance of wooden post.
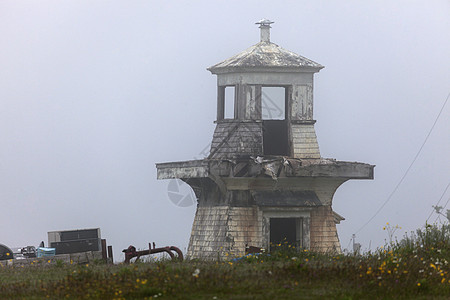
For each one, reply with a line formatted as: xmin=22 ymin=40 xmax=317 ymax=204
xmin=101 ymin=239 xmax=107 ymax=261
xmin=107 ymin=245 xmax=113 ymax=263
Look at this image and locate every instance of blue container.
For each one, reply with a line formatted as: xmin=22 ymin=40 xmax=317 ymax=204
xmin=36 ymin=247 xmax=56 ymax=258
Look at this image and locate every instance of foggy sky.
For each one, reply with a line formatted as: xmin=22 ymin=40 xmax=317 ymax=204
xmin=1 ymin=0 xmax=449 ymax=261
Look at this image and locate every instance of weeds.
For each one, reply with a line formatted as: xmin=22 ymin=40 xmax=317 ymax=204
xmin=1 ymin=223 xmax=450 ymax=299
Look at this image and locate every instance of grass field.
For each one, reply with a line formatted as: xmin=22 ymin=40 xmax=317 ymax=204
xmin=1 ymin=223 xmax=450 ymax=299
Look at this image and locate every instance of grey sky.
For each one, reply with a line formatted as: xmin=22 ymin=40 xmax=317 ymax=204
xmin=1 ymin=1 xmax=449 ymax=260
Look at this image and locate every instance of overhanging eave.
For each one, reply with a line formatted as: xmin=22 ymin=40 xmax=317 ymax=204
xmin=156 ymin=160 xmax=209 ymax=180
xmin=286 ymin=161 xmax=374 ymax=179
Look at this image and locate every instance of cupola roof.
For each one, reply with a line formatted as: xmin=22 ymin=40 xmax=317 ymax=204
xmin=208 ymin=19 xmax=324 ymax=74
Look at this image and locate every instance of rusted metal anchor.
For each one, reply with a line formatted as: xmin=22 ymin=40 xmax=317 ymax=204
xmin=122 ymin=243 xmax=183 ymax=263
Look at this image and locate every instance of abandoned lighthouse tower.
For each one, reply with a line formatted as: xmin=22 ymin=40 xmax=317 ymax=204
xmin=156 ymin=20 xmax=374 ymax=259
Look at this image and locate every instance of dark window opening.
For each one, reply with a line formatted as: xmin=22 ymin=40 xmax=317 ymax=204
xmin=261 ymin=87 xmax=286 ymax=120
xmin=263 ymin=119 xmax=289 ymax=155
xmin=270 ymin=218 xmax=301 ymax=251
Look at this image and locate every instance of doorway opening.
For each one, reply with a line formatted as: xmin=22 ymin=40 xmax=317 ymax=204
xmin=261 ymin=86 xmax=289 ymax=156
xmin=263 ymin=120 xmax=289 ymax=155
xmin=269 ymin=218 xmax=302 ymax=251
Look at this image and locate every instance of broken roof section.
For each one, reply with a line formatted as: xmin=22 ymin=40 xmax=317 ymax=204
xmin=208 ymin=19 xmax=324 ymax=74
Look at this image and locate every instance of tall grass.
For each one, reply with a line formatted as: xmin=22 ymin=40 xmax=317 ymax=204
xmin=1 ymin=223 xmax=450 ymax=299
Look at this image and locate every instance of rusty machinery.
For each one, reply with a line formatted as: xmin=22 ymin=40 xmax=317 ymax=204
xmin=122 ymin=243 xmax=183 ymax=264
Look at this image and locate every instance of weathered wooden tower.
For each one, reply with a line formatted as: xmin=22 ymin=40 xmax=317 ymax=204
xmin=157 ymin=20 xmax=374 ymax=259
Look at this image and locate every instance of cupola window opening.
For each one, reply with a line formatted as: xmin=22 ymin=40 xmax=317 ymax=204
xmin=261 ymin=86 xmax=286 ymax=120
xmin=217 ymin=85 xmax=236 ymax=120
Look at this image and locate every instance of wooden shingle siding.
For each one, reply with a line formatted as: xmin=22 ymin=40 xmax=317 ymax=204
xmin=187 ymin=206 xmax=263 ymax=260
xmin=310 ymin=206 xmax=341 ymax=253
xmin=291 ymin=124 xmax=321 ymax=159
xmin=209 ymin=122 xmax=263 ymax=159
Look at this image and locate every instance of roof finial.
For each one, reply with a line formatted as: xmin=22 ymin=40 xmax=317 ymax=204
xmin=255 ymin=19 xmax=273 ymax=43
